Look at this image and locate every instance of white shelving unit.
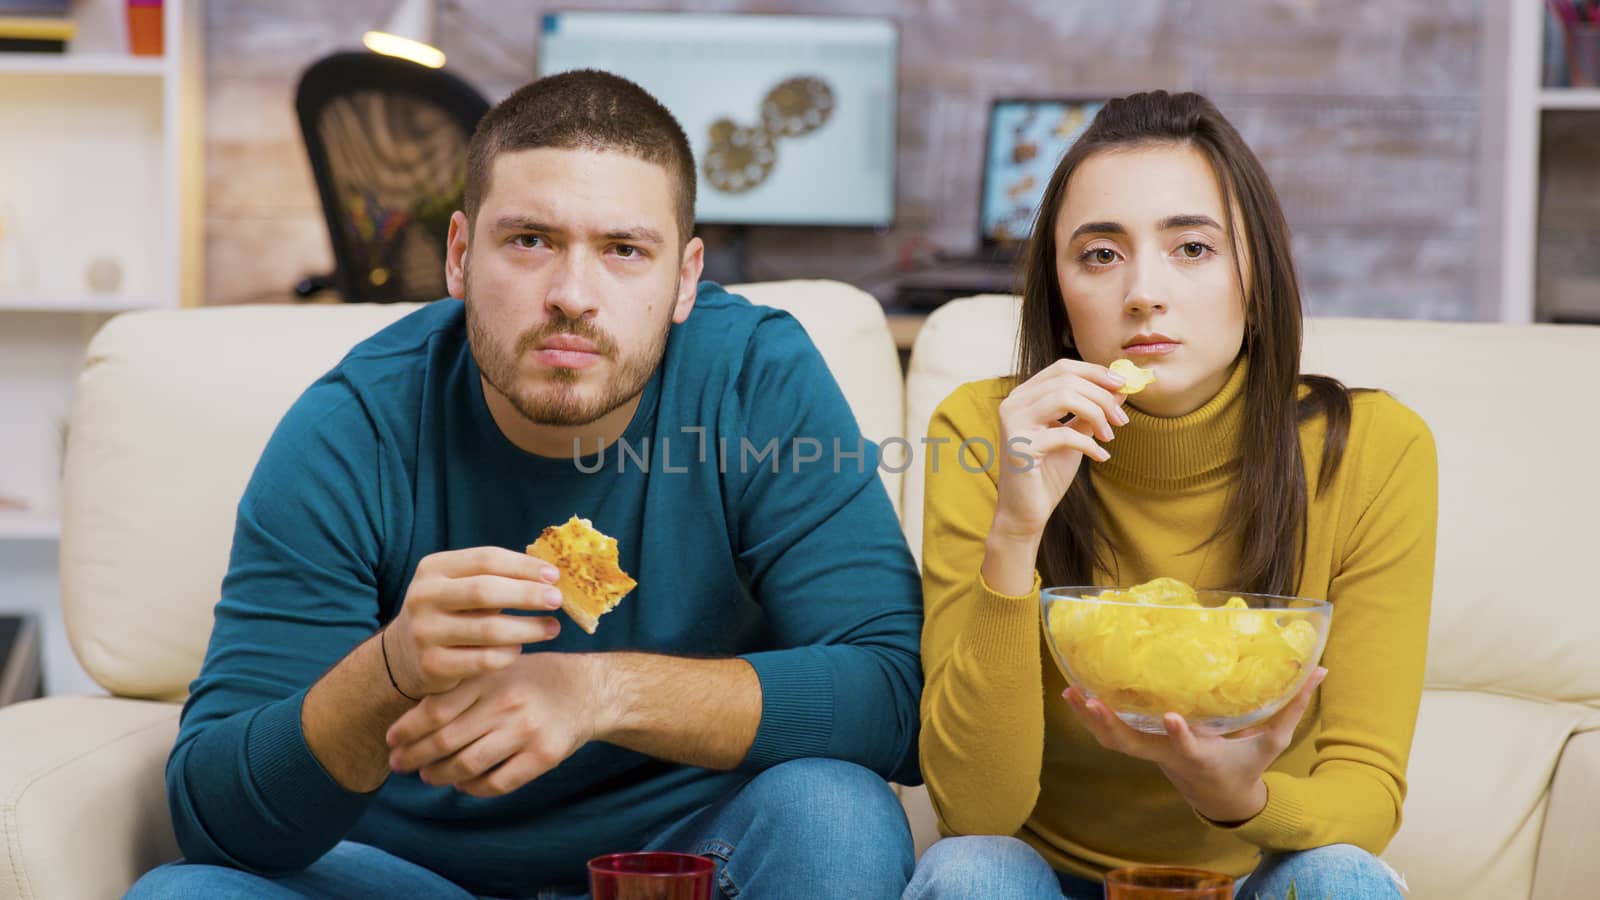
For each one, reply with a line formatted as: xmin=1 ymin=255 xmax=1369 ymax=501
xmin=1501 ymin=2 xmax=1600 ymax=323
xmin=0 ymin=0 xmax=201 ymax=696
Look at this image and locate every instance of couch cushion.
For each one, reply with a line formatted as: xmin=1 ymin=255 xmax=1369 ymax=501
xmin=62 ymin=281 xmax=903 ymax=699
xmin=1299 ymin=317 xmax=1600 ymax=703
xmin=1382 ymin=690 xmax=1586 ymax=900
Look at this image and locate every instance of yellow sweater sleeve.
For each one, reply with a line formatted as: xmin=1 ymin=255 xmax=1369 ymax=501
xmin=1224 ymin=400 xmax=1438 ymax=853
xmin=918 ymin=383 xmax=1047 ymax=837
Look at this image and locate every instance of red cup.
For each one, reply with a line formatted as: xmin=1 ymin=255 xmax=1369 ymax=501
xmin=1104 ymin=865 xmax=1234 ymax=899
xmin=588 ymin=852 xmax=715 ymax=900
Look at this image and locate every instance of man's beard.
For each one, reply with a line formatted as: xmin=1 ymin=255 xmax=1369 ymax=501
xmin=465 ymin=270 xmax=674 ymax=427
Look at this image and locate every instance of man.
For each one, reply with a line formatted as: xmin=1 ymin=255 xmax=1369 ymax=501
xmin=128 ymin=70 xmax=921 ymax=899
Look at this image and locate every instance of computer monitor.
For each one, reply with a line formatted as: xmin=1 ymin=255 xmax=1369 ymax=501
xmin=979 ymin=98 xmax=1106 ymax=252
xmin=537 ymin=11 xmax=897 ymax=228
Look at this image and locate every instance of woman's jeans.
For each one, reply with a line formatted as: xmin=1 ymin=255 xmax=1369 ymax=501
xmin=903 ymin=834 xmax=1405 ymax=900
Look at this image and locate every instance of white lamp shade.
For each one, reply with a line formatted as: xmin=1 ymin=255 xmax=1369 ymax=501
xmin=363 ymin=0 xmax=445 ymax=68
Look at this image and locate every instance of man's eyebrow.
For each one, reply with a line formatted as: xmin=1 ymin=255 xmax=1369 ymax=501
xmin=492 ymin=216 xmax=561 ymax=234
xmin=490 ymin=217 xmax=666 ymax=246
xmin=603 ymin=227 xmax=666 ymax=246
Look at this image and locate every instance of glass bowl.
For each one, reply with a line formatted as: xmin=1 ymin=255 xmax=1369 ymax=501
xmin=1041 ymin=584 xmax=1331 ymax=736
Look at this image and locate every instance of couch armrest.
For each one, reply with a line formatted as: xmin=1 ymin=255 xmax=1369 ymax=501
xmin=0 ymin=696 xmax=181 ymax=900
xmin=1532 ymin=727 xmax=1600 ymax=900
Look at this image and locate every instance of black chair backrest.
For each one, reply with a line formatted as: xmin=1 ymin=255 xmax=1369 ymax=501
xmin=295 ymin=52 xmax=490 ymax=303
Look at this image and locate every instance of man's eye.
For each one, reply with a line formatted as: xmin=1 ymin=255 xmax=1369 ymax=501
xmin=513 ymin=235 xmax=544 ymax=249
xmin=614 ymin=245 xmax=638 ymax=259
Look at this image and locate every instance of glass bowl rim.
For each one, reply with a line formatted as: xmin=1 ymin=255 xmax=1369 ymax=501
xmin=1040 ymin=585 xmax=1330 ymax=612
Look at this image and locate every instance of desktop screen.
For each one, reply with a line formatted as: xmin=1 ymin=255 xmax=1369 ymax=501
xmin=980 ymin=98 xmax=1105 ymax=247
xmin=537 ymin=12 xmax=897 ymax=227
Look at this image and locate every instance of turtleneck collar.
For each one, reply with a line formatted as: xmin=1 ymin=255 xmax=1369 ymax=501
xmin=1094 ymin=355 xmax=1248 ymax=492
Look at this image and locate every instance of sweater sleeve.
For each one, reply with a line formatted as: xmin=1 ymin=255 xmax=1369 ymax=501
xmin=1223 ymin=402 xmax=1438 ymax=853
xmin=730 ymin=312 xmax=923 ymax=785
xmin=917 ymin=383 xmax=1049 ymax=837
xmin=165 ymin=377 xmax=391 ymax=874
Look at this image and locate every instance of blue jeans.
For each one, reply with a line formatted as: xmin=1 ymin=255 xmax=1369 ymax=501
xmin=903 ymin=835 xmax=1405 ymax=900
xmin=125 ymin=758 xmax=914 ymax=899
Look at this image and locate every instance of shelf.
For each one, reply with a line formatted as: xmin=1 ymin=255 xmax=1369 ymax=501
xmin=1539 ymin=88 xmax=1600 ymax=110
xmin=0 ymin=54 xmax=166 ymax=77
xmin=0 ymin=296 xmax=169 ymax=314
xmin=0 ymin=512 xmax=61 ymax=541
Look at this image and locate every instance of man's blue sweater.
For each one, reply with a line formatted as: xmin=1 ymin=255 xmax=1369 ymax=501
xmin=165 ymin=284 xmax=922 ymax=894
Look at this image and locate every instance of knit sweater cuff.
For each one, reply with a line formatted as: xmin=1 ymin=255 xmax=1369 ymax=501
xmin=1198 ymin=771 xmax=1307 ymax=848
xmin=244 ymin=690 xmax=374 ymax=831
xmin=963 ymin=570 xmax=1044 ymax=663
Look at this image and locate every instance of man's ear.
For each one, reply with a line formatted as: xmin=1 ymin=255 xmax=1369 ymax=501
xmin=445 ymin=210 xmax=470 ymax=299
xmin=673 ymin=236 xmax=705 ymax=324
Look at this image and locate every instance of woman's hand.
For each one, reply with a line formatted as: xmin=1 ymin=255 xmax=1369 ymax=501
xmin=1063 ymin=667 xmax=1329 ymax=824
xmin=990 ymin=359 xmax=1129 ymax=541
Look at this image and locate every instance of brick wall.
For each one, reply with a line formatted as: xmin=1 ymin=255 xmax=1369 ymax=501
xmin=205 ymin=0 xmax=1492 ymax=319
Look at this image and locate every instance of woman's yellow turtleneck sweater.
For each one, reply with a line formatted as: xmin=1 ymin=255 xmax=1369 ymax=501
xmin=917 ymin=358 xmax=1437 ymax=880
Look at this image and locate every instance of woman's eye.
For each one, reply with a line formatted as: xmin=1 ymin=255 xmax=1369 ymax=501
xmin=1180 ymin=242 xmax=1209 ymax=259
xmin=1087 ymin=248 xmax=1117 ymax=264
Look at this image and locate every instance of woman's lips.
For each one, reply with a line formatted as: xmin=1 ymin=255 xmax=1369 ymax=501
xmin=1122 ymin=342 xmax=1179 ymax=356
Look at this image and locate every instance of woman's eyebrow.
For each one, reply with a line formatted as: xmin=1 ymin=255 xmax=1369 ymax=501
xmin=1159 ymin=214 xmax=1222 ymax=231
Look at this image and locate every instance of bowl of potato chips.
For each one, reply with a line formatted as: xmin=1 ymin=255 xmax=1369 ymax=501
xmin=1042 ymin=578 xmax=1331 ymax=736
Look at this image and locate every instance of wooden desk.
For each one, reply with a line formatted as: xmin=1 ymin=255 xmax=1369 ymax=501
xmin=0 ymin=615 xmax=42 ymax=706
xmin=886 ymin=312 xmax=928 ymax=352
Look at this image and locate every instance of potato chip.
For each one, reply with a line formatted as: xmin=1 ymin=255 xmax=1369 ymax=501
xmin=1047 ymin=577 xmax=1322 ymax=719
xmin=1109 ymin=359 xmax=1156 ymax=395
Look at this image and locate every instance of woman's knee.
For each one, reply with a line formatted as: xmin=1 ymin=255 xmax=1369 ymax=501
xmin=906 ymin=835 xmax=1062 ymax=900
xmin=1248 ymin=844 xmax=1404 ymax=900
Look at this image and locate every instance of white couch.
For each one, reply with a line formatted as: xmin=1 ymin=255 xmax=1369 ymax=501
xmin=0 ymin=282 xmax=1595 ymax=900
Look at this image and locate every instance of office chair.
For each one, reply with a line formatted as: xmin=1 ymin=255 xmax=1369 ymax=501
xmin=294 ymin=52 xmax=490 ymax=303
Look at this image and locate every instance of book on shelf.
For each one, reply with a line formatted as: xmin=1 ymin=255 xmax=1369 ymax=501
xmin=0 ymin=1 xmax=69 ymax=13
xmin=0 ymin=13 xmax=72 ymax=53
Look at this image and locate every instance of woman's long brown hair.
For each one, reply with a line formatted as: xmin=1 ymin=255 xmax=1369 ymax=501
xmin=1016 ymin=91 xmax=1355 ymax=596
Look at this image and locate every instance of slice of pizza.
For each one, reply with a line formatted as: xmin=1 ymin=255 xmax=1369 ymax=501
xmin=525 ymin=515 xmax=638 ymax=635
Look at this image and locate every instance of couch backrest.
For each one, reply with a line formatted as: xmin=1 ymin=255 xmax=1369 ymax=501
xmin=59 ymin=280 xmax=903 ymax=700
xmin=903 ymin=294 xmax=1600 ymax=900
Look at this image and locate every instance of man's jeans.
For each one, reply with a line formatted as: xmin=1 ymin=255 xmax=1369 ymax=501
xmin=126 ymin=758 xmax=915 ymax=899
xmin=903 ymin=834 xmax=1406 ymax=900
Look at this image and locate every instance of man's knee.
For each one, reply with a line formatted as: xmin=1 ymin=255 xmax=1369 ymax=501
xmin=125 ymin=860 xmax=275 ymax=899
xmin=749 ymin=759 xmax=906 ymax=827
xmin=906 ymin=835 xmax=1059 ymax=899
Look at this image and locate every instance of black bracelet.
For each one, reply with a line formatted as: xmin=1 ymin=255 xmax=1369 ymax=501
xmin=380 ymin=628 xmax=421 ymax=702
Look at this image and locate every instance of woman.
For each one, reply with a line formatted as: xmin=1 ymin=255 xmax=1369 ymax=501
xmin=906 ymin=91 xmax=1435 ymax=899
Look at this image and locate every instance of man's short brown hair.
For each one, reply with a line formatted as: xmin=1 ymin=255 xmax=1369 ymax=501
xmin=463 ymin=69 xmax=696 ymax=245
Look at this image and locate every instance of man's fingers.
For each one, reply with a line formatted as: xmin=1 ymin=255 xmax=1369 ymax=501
xmin=387 ymin=687 xmax=484 ymax=760
xmin=437 ymin=574 xmax=564 ymax=613
xmin=429 ymin=609 xmax=561 ymax=647
xmin=419 ymin=728 xmax=522 ymax=787
xmin=458 ymin=749 xmax=558 ymax=798
xmin=424 ymin=546 xmax=561 ymax=584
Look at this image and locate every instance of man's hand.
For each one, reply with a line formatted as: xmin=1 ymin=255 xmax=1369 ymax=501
xmin=385 ymin=652 xmax=605 ymax=797
xmin=384 ymin=547 xmax=566 ymax=699
xmin=1063 ymin=666 xmax=1328 ymax=824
